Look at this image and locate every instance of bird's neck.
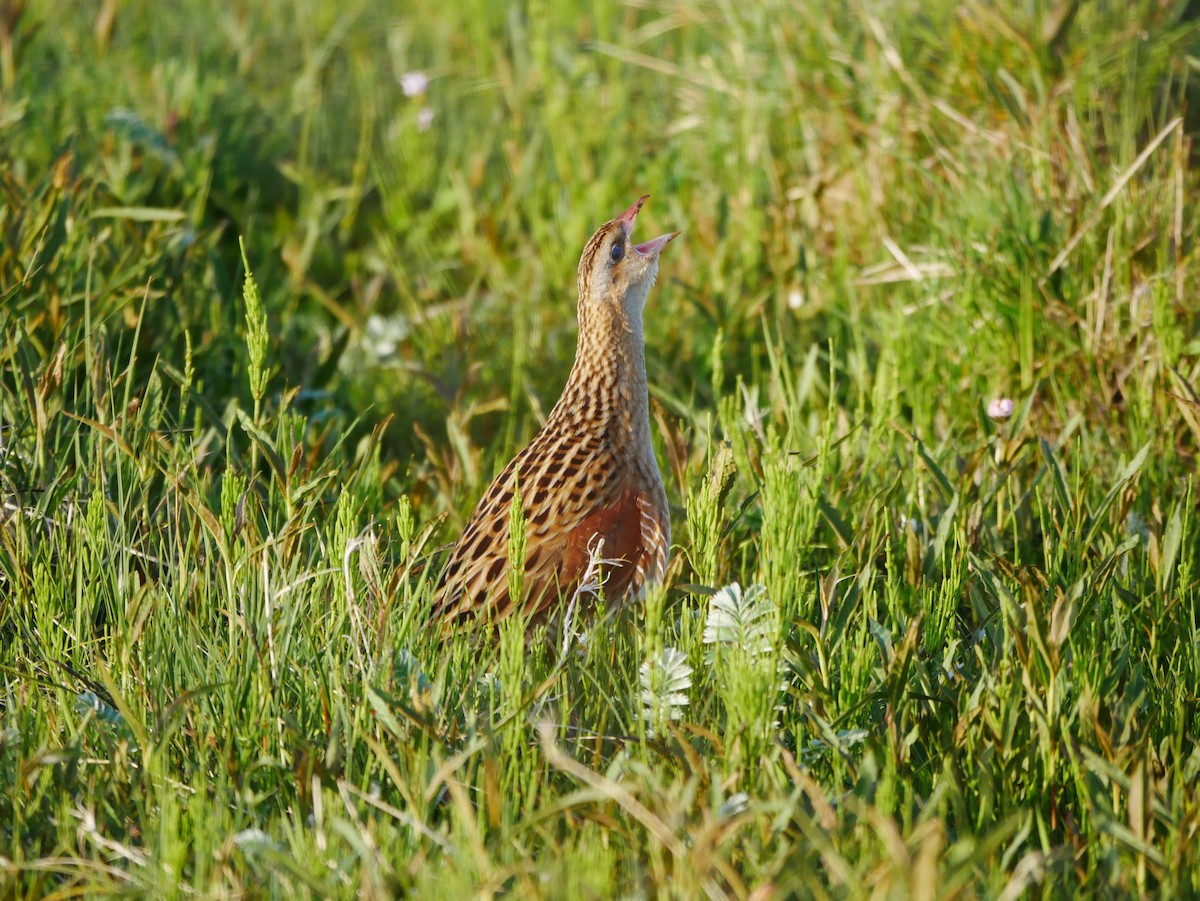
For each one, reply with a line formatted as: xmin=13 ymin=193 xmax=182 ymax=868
xmin=555 ymin=309 xmax=652 ymax=455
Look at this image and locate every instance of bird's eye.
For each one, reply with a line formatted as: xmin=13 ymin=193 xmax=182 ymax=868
xmin=610 ymin=242 xmax=625 ymax=263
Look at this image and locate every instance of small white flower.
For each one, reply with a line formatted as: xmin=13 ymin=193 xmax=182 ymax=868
xmin=233 ymin=829 xmax=277 ymax=850
xmin=718 ymin=792 xmax=750 ymax=819
xmin=417 ymin=106 xmax=435 ymax=132
xmin=362 ymin=314 xmax=411 ymax=358
xmin=986 ymin=397 xmax=1014 ymax=421
xmin=787 ymin=288 xmax=804 ymax=309
xmin=740 ymin=383 xmax=767 ymax=438
xmin=74 ymin=804 xmax=98 ymax=834
xmin=400 ymin=70 xmax=428 ymax=97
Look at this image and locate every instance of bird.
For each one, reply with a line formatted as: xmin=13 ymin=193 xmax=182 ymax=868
xmin=433 ymin=195 xmax=677 ymax=626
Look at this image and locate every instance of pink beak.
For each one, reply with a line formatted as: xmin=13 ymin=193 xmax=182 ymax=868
xmin=614 ymin=195 xmax=679 ymax=257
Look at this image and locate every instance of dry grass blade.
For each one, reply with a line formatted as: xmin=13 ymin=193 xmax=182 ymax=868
xmin=1043 ymin=116 xmax=1183 ymax=281
xmin=537 ymin=723 xmax=728 ymax=901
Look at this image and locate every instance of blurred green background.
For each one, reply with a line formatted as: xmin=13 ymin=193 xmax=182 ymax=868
xmin=9 ymin=0 xmax=1196 ymax=515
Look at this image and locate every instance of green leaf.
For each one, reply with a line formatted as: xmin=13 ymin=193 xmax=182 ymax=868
xmin=1160 ymin=502 xmax=1183 ymax=596
xmin=236 ymin=408 xmax=289 ymax=493
xmin=1082 ymin=442 xmax=1150 ymax=550
xmin=1039 ymin=437 xmax=1073 ymax=513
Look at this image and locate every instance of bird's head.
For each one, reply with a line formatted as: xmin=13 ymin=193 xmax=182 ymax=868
xmin=576 ymin=195 xmax=677 ymax=327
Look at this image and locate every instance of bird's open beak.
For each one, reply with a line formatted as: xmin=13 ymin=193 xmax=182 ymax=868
xmin=615 ymin=195 xmax=679 ymax=257
xmin=634 ymin=231 xmax=679 ymax=256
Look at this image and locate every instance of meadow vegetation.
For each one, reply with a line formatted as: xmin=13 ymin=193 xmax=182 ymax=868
xmin=2 ymin=0 xmax=1199 ymax=896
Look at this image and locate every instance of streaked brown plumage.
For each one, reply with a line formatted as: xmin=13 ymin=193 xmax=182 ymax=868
xmin=434 ymin=195 xmax=677 ymax=625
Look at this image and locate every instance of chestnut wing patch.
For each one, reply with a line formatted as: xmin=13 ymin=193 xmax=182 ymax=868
xmin=558 ymin=484 xmax=647 ymax=606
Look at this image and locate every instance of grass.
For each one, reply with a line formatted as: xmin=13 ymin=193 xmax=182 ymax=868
xmin=2 ymin=0 xmax=1199 ymax=896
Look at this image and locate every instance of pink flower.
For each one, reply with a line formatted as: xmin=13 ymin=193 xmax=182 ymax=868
xmin=417 ymin=107 xmax=434 ymax=132
xmin=987 ymin=398 xmax=1014 ymax=421
xmin=400 ymin=71 xmax=428 ymax=97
